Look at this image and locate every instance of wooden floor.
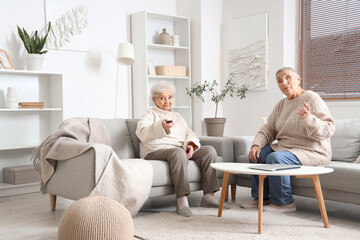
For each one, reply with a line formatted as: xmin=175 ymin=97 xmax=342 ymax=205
xmin=0 ymin=186 xmax=359 ymax=239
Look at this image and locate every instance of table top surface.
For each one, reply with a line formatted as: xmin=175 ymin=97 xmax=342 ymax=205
xmin=211 ymin=162 xmax=334 ymax=176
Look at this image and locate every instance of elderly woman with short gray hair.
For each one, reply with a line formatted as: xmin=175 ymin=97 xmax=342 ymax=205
xmin=241 ymin=67 xmax=335 ymax=213
xmin=136 ymin=81 xmax=222 ymax=217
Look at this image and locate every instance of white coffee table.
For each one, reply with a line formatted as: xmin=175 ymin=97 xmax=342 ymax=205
xmin=211 ymin=162 xmax=334 ymax=234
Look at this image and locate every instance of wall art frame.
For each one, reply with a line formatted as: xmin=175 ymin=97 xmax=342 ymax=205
xmin=227 ymin=12 xmax=269 ymax=91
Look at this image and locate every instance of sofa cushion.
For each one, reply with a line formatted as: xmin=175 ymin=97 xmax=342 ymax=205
xmin=102 ymin=119 xmax=135 ymax=158
xmin=291 ymin=161 xmax=360 ymax=194
xmin=150 ymin=156 xmax=223 ymax=187
xmin=150 ymin=160 xmax=201 ymax=187
xmin=331 ymin=119 xmax=360 ymax=162
xmin=126 ymin=119 xmax=141 ymax=158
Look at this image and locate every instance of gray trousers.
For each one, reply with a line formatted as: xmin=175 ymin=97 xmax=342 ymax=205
xmin=145 ymin=145 xmax=220 ymax=198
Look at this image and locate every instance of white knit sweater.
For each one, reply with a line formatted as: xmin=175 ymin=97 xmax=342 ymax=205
xmin=136 ymin=106 xmax=200 ymax=158
xmin=252 ymin=90 xmax=335 ymax=166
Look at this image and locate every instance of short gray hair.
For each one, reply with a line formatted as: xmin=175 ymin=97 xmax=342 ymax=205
xmin=150 ymin=81 xmax=176 ymax=98
xmin=276 ymin=67 xmax=299 ymax=77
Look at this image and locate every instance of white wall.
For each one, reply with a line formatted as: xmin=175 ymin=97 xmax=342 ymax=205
xmin=177 ymin=0 xmax=222 ymax=135
xmin=0 ymin=0 xmax=176 ymax=120
xmin=222 ymin=0 xmax=287 ymax=136
xmin=177 ymin=0 xmax=202 ymax=134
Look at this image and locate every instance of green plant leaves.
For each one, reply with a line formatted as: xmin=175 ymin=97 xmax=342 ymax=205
xmin=186 ymin=74 xmax=248 ymax=118
xmin=17 ymin=22 xmax=51 ymax=54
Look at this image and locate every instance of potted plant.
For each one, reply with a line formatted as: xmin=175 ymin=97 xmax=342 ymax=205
xmin=17 ymin=22 xmax=51 ymax=71
xmin=186 ymin=74 xmax=248 ymax=136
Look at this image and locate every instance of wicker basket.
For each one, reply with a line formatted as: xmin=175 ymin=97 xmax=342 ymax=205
xmin=155 ymin=65 xmax=187 ymax=77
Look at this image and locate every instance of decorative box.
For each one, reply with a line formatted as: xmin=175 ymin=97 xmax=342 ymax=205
xmin=155 ymin=65 xmax=187 ymax=77
xmin=4 ymin=165 xmax=40 ymax=185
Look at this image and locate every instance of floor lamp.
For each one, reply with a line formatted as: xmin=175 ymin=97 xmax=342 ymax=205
xmin=116 ymin=42 xmax=135 ymax=118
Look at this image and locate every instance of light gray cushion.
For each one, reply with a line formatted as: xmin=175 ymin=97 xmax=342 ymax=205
xmin=331 ymin=119 xmax=360 ymax=162
xmin=291 ymin=161 xmax=360 ymax=194
xmin=102 ymin=119 xmax=135 ymax=158
xmin=126 ymin=119 xmax=141 ymax=158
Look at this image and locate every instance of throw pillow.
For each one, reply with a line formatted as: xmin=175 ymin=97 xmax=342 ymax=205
xmin=331 ymin=119 xmax=360 ymax=162
xmin=126 ymin=119 xmax=141 ymax=158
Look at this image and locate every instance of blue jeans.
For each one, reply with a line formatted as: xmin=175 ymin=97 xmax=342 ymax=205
xmin=250 ymin=144 xmax=302 ymax=205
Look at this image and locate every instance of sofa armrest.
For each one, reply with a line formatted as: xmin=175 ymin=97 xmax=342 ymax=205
xmin=231 ymin=136 xmax=255 ymax=158
xmin=46 ymin=143 xmax=114 ymax=200
xmin=199 ymin=136 xmax=234 ymax=163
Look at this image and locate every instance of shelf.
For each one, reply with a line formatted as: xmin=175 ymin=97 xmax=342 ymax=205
xmin=148 ymin=105 xmax=190 ymax=109
xmin=172 ymin=106 xmax=190 ymax=109
xmin=147 ymin=44 xmax=188 ymax=50
xmin=0 ymin=69 xmax=63 ymax=76
xmin=0 ymin=70 xmax=63 ymax=197
xmin=0 ymin=144 xmax=38 ymax=151
xmin=0 ymin=108 xmax=62 ymax=112
xmin=132 ymin=11 xmax=192 ymax=127
xmin=148 ymin=75 xmax=189 ymax=80
xmin=146 ymin=11 xmax=190 ymax=22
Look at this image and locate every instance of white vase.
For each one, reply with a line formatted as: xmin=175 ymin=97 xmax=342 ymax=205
xmin=6 ymin=87 xmax=18 ymax=109
xmin=25 ymin=53 xmax=45 ymax=71
xmin=171 ymin=35 xmax=180 ymax=47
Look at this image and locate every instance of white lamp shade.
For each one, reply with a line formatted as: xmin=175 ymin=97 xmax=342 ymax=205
xmin=117 ymin=42 xmax=135 ymax=65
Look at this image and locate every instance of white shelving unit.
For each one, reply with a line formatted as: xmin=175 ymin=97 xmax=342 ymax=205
xmin=0 ymin=69 xmax=63 ymax=197
xmin=131 ymin=11 xmax=192 ymax=127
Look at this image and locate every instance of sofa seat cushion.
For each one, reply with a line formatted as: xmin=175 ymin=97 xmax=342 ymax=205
xmin=149 ymin=156 xmax=223 ymax=187
xmin=331 ymin=119 xmax=360 ymax=162
xmin=291 ymin=161 xmax=360 ymax=194
xmin=237 ymin=154 xmax=249 ymax=164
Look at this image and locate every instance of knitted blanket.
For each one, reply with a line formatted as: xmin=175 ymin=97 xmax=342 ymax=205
xmin=32 ymin=117 xmax=152 ymax=216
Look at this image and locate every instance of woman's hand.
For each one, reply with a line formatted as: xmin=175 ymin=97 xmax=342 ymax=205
xmin=162 ymin=119 xmax=174 ymax=135
xmin=298 ymin=102 xmax=311 ymax=119
xmin=249 ymin=145 xmax=261 ymax=163
xmin=186 ymin=144 xmax=194 ymax=159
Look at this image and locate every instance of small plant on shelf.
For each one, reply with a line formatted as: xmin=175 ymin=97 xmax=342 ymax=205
xmin=186 ymin=73 xmax=248 ymax=118
xmin=17 ymin=22 xmax=51 ymax=54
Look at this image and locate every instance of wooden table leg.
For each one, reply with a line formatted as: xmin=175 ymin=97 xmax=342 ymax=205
xmin=258 ymin=175 xmax=266 ymax=234
xmin=231 ymin=184 xmax=237 ymax=201
xmin=225 ymin=186 xmax=229 ymax=202
xmin=311 ymin=175 xmax=330 ymax=228
xmin=218 ymin=172 xmax=230 ymax=217
xmin=50 ymin=194 xmax=57 ymax=211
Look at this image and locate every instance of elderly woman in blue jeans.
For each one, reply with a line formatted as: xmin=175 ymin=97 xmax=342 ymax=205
xmin=241 ymin=67 xmax=335 ymax=213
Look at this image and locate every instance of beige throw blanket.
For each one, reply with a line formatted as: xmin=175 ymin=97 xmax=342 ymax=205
xmin=32 ymin=117 xmax=153 ymax=216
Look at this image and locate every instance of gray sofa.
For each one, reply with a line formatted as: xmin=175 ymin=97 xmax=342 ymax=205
xmin=233 ymin=119 xmax=360 ymax=205
xmin=46 ymin=119 xmax=236 ymax=210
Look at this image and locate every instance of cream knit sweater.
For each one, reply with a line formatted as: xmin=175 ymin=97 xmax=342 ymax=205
xmin=136 ymin=106 xmax=200 ymax=158
xmin=252 ymin=91 xmax=335 ymax=166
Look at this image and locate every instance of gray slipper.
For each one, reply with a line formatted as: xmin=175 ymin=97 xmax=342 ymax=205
xmin=200 ymin=197 xmax=231 ymax=209
xmin=176 ymin=205 xmax=192 ymax=217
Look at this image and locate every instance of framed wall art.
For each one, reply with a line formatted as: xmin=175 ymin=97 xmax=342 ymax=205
xmin=44 ymin=0 xmax=90 ymax=51
xmin=227 ymin=12 xmax=269 ymax=91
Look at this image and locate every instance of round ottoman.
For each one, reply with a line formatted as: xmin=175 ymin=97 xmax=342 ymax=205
xmin=58 ymin=196 xmax=134 ymax=240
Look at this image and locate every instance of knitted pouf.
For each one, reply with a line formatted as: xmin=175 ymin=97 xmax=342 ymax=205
xmin=58 ymin=196 xmax=134 ymax=240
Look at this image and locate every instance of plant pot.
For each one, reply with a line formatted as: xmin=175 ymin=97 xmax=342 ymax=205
xmin=25 ymin=53 xmax=45 ymax=71
xmin=204 ymin=118 xmax=226 ymax=137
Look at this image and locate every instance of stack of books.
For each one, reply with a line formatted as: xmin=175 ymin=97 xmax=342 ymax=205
xmin=19 ymin=102 xmax=44 ymax=109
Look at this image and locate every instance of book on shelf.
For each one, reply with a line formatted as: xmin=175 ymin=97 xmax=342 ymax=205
xmin=19 ymin=102 xmax=44 ymax=109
